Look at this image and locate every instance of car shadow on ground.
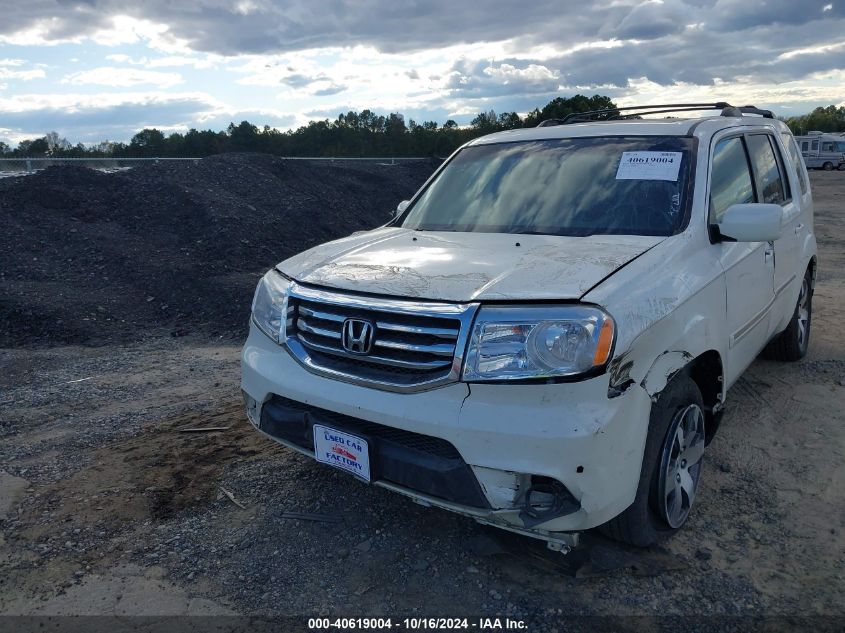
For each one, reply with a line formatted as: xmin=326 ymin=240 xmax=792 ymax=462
xmin=468 ymin=527 xmax=687 ymax=579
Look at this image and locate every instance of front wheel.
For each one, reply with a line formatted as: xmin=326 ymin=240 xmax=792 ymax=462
xmin=599 ymin=375 xmax=705 ymax=546
xmin=823 ymin=161 xmax=834 ymax=171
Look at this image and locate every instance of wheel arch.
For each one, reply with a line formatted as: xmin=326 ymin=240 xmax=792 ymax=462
xmin=640 ymin=349 xmax=725 ymax=444
xmin=808 ymin=255 xmax=817 ymax=291
xmin=685 ymin=350 xmax=724 ymax=444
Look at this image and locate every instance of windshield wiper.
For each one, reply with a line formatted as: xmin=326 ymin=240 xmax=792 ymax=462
xmin=510 ymin=229 xmax=549 ymax=236
xmin=511 ymin=229 xmax=597 ymax=237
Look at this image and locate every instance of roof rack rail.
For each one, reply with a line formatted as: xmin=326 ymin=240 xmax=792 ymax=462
xmin=536 ymin=102 xmax=774 ymax=127
xmin=736 ymin=105 xmax=775 ymax=119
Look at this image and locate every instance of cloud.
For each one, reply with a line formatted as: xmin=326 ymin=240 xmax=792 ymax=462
xmin=0 ymin=91 xmax=301 ymax=144
xmin=446 ymin=59 xmax=560 ymax=98
xmin=312 ymin=83 xmax=347 ymax=96
xmin=0 ymin=92 xmax=224 ymax=142
xmin=607 ymin=0 xmax=688 ymax=40
xmin=778 ymin=40 xmax=845 ymax=60
xmin=105 ymin=53 xmax=220 ymax=69
xmin=708 ymin=0 xmax=845 ymax=31
xmin=0 ymin=67 xmax=45 ymax=81
xmin=0 ymin=0 xmax=839 ymax=59
xmin=0 ymin=2 xmax=592 ymax=54
xmin=1 ymin=0 xmax=842 ymax=94
xmin=198 ymin=109 xmax=297 ymax=131
xmin=0 ymin=15 xmax=186 ymax=52
xmin=435 ymin=10 xmax=845 ymax=97
xmin=62 ymin=67 xmax=184 ymax=88
xmin=280 ymin=73 xmax=321 ymax=89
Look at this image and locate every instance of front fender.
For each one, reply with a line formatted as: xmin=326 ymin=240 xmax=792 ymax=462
xmin=609 ymin=310 xmax=725 ymax=400
xmin=640 ymin=350 xmax=695 ymax=397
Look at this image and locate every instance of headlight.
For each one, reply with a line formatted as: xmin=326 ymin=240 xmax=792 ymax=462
xmin=251 ymin=270 xmax=291 ymax=343
xmin=462 ymin=305 xmax=615 ymax=381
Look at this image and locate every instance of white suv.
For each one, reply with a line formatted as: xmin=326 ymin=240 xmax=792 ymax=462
xmin=241 ymin=103 xmax=816 ymax=548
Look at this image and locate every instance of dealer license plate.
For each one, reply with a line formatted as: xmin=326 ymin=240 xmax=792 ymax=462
xmin=312 ymin=424 xmax=371 ymax=482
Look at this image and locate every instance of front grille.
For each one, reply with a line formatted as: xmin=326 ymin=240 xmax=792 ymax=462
xmin=284 ymin=282 xmax=477 ymax=391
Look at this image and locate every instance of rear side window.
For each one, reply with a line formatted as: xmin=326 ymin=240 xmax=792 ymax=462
xmin=812 ymin=139 xmax=819 ymax=151
xmin=710 ymin=137 xmax=754 ymax=223
xmin=746 ymin=134 xmax=786 ymax=204
xmin=782 ymin=133 xmax=808 ymax=196
xmin=801 ymin=141 xmax=809 ymax=152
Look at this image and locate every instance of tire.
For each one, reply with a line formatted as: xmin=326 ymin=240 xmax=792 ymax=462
xmin=763 ymin=268 xmax=812 ymax=361
xmin=823 ymin=161 xmax=834 ymax=171
xmin=599 ymin=375 xmax=705 ymax=547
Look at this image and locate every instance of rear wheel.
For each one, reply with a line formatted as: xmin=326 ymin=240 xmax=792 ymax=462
xmin=599 ymin=375 xmax=705 ymax=546
xmin=763 ymin=268 xmax=812 ymax=361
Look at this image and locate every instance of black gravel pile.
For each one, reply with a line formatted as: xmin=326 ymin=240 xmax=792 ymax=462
xmin=0 ymin=154 xmax=437 ymax=347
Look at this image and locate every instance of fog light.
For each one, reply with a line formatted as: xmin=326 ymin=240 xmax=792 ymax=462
xmin=520 ymin=476 xmax=580 ymax=527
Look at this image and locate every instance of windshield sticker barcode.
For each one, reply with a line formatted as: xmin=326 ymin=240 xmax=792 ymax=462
xmin=615 ymin=151 xmax=683 ymax=181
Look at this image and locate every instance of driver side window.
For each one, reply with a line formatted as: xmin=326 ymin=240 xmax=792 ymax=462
xmin=710 ymin=137 xmax=755 ymax=224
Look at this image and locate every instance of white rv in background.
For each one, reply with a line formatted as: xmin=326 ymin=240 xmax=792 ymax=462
xmin=795 ymin=131 xmax=845 ymax=170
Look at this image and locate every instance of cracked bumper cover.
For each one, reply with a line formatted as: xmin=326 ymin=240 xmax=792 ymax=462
xmin=241 ymin=324 xmax=652 ymax=537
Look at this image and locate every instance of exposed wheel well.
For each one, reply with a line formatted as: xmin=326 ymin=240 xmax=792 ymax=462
xmin=808 ymin=256 xmax=817 ymax=291
xmin=684 ymin=350 xmax=723 ymax=444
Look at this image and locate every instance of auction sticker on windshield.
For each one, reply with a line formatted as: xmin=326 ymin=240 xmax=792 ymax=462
xmin=313 ymin=425 xmax=371 ymax=482
xmin=616 ymin=151 xmax=682 ymax=181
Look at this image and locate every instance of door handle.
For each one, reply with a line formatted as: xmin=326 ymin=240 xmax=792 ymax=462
xmin=794 ymin=223 xmax=804 ymax=235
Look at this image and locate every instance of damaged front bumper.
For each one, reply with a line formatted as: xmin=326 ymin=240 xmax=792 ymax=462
xmin=241 ymin=324 xmax=653 ymax=546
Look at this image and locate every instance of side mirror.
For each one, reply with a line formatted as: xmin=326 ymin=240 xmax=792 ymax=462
xmin=392 ymin=200 xmax=410 ymax=218
xmin=716 ymin=203 xmax=782 ymax=242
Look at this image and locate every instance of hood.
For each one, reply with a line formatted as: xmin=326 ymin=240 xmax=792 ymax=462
xmin=278 ymin=227 xmax=664 ymax=303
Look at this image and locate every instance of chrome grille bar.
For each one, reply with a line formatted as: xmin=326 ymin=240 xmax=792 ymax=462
xmin=374 ymin=338 xmax=454 ymax=356
xmin=296 ymin=318 xmax=340 ymax=340
xmin=298 ymin=336 xmax=453 ymax=370
xmin=375 ymin=321 xmax=459 ymax=338
xmin=299 ymin=305 xmax=345 ymax=322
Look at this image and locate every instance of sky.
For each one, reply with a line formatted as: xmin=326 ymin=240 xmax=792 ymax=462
xmin=0 ymin=0 xmax=844 ymax=146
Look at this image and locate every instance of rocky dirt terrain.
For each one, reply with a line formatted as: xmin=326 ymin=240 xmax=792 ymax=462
xmin=1 ymin=163 xmax=843 ymax=630
xmin=0 ymin=155 xmax=436 ymax=347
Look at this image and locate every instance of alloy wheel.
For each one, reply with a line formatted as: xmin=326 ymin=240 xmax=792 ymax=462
xmin=797 ymin=277 xmax=810 ymax=350
xmin=658 ymin=403 xmax=705 ymax=528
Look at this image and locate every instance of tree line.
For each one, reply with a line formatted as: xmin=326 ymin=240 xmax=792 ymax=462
xmin=2 ymin=97 xmax=839 ymax=159
xmin=784 ymin=105 xmax=845 ymax=135
xmin=0 ymin=95 xmax=615 ymax=159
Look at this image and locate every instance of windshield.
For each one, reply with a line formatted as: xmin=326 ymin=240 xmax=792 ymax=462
xmin=401 ymin=136 xmax=694 ymax=237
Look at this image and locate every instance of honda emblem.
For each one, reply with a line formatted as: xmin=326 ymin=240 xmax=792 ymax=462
xmin=341 ymin=319 xmax=375 ymax=355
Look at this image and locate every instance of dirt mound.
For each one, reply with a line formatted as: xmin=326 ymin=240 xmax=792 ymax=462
xmin=0 ymin=155 xmax=437 ymax=347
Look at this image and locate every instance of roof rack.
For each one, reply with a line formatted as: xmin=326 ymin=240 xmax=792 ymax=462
xmin=536 ymin=102 xmax=774 ymax=127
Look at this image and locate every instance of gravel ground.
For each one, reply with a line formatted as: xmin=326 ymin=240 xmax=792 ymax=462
xmin=1 ymin=171 xmax=843 ymax=631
